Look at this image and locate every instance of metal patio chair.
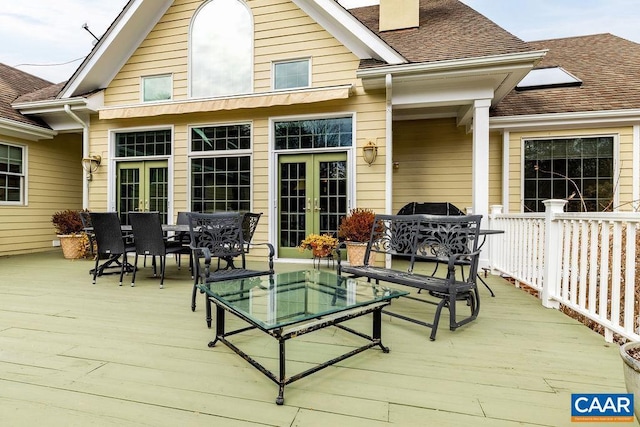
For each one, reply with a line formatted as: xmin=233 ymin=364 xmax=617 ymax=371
xmin=187 ymin=212 xmax=274 ymax=325
xmin=90 ymin=212 xmax=136 ymax=286
xmin=128 ymin=212 xmax=186 ymax=288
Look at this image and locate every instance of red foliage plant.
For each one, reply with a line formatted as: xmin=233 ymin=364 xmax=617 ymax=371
xmin=337 ymin=208 xmax=376 ymax=242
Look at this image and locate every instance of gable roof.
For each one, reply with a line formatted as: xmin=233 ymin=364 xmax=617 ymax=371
xmin=350 ymin=0 xmax=536 ymax=65
xmin=0 ymin=63 xmax=53 ymax=129
xmin=494 ymin=34 xmax=640 ymax=117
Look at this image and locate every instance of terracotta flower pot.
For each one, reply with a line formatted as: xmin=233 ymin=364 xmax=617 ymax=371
xmin=345 ymin=241 xmax=374 ymax=266
xmin=620 ymin=341 xmax=640 ymax=422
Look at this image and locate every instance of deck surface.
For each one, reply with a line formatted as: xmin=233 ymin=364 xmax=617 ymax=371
xmin=0 ymin=251 xmax=634 ymax=426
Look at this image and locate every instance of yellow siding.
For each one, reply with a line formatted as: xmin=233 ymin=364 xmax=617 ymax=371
xmin=507 ymin=126 xmax=633 ymax=212
xmin=91 ymin=0 xmax=388 ymax=234
xmin=391 ymin=118 xmax=503 ymax=214
xmin=0 ymin=134 xmax=82 ymax=256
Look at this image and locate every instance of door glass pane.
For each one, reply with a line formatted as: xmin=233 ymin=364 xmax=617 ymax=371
xmin=318 ymin=160 xmax=347 ymax=234
xmin=280 ymin=162 xmax=306 ymax=248
xmin=149 ymin=167 xmax=168 ymax=224
xmin=119 ymin=168 xmax=140 ymax=225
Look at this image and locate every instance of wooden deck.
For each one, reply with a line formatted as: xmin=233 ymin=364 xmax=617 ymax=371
xmin=0 ymin=251 xmax=634 ymax=426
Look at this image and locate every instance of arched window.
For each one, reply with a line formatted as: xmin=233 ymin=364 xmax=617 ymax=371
xmin=190 ymin=0 xmax=253 ymax=98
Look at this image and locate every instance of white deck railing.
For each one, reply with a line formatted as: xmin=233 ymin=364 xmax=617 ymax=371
xmin=488 ymin=200 xmax=640 ymax=343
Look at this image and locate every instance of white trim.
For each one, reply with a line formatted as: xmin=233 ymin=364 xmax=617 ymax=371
xmin=268 ymin=112 xmax=357 ymax=261
xmin=502 ymin=131 xmax=510 ymax=213
xmin=188 ymin=0 xmax=255 ymax=99
xmin=185 ymin=121 xmax=255 ymax=214
xmin=0 ymin=118 xmax=57 ymax=141
xmin=491 ymin=109 xmax=640 ymax=131
xmin=357 ymin=50 xmax=547 ymax=79
xmin=292 ymin=0 xmax=406 ymax=64
xmin=0 ymin=141 xmax=27 ymax=206
xmin=634 ymin=125 xmax=640 ymax=211
xmin=271 ymin=57 xmax=312 ymax=91
xmin=519 ymin=133 xmax=618 ymax=213
xmin=61 ymin=0 xmax=174 ymax=98
xmin=107 ymin=125 xmax=175 ymax=213
xmin=140 ymin=73 xmax=174 ymax=103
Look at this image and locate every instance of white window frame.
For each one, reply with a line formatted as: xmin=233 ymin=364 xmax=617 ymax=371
xmin=519 ymin=133 xmax=619 ymax=212
xmin=272 ymin=58 xmax=311 ymax=91
xmin=0 ymin=141 xmax=26 ymax=206
xmin=187 ymin=121 xmax=254 ymax=212
xmin=188 ymin=0 xmax=254 ymax=98
xmin=141 ymin=74 xmax=173 ymax=103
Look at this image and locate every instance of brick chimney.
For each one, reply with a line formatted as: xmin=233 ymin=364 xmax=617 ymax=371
xmin=379 ymin=0 xmax=419 ymax=32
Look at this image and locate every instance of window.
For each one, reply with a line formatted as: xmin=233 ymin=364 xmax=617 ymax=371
xmin=274 ymin=117 xmax=353 ymax=150
xmin=190 ymin=124 xmax=251 ymax=212
xmin=190 ymin=0 xmax=253 ymax=98
xmin=115 ymin=130 xmax=172 ymax=157
xmin=523 ymin=136 xmax=614 ymax=212
xmin=142 ymin=75 xmax=172 ymax=102
xmin=516 ymin=67 xmax=582 ymax=91
xmin=0 ymin=143 xmax=24 ymax=204
xmin=274 ymin=59 xmax=310 ymax=90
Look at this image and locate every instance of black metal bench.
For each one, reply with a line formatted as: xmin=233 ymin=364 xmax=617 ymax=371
xmin=337 ymin=214 xmax=482 ymax=340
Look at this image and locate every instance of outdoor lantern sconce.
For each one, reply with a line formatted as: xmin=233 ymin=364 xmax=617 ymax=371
xmin=81 ymin=155 xmax=102 ymax=181
xmin=362 ymin=140 xmax=378 ymax=166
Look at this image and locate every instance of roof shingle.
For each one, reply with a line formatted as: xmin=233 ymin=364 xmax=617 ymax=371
xmin=349 ymin=0 xmax=535 ymax=64
xmin=0 ymin=63 xmax=56 ymax=129
xmin=493 ymin=34 xmax=640 ymax=116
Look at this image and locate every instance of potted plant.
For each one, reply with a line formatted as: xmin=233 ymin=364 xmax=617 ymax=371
xmin=298 ymin=233 xmax=338 ymax=258
xmin=51 ymin=209 xmax=90 ymax=259
xmin=337 ymin=208 xmax=376 ymax=266
xmin=620 ymin=341 xmax=640 ymax=421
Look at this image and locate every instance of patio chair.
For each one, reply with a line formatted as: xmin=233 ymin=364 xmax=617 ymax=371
xmin=129 ymin=212 xmax=186 ymax=288
xmin=79 ymin=210 xmax=95 ymax=256
xmin=187 ymin=212 xmax=274 ymax=324
xmin=90 ymin=212 xmax=136 ymax=286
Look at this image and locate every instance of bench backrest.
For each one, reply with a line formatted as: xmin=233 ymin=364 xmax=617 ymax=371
xmin=414 ymin=214 xmax=482 ymax=279
xmin=364 ymin=214 xmax=424 ymax=267
xmin=363 ymin=214 xmax=482 ymax=278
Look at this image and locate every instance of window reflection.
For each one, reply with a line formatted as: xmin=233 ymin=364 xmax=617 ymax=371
xmin=191 ymin=0 xmax=253 ymax=98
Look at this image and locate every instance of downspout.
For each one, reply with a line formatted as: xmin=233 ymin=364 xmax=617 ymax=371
xmin=385 ymin=73 xmax=393 ymax=215
xmin=385 ymin=73 xmax=393 ymax=268
xmin=64 ymin=104 xmax=90 ymax=210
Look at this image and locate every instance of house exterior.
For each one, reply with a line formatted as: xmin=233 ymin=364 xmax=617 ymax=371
xmin=0 ymin=66 xmax=82 ymax=256
xmin=2 ymin=0 xmax=640 ymax=259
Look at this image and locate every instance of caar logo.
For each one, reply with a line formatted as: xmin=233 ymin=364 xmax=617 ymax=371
xmin=571 ymin=393 xmax=634 ymax=422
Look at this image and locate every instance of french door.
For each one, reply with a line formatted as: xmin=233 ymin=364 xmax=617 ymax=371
xmin=116 ymin=161 xmax=169 ymax=225
xmin=278 ymin=153 xmax=348 ymax=258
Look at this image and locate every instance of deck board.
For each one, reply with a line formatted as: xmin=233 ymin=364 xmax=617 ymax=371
xmin=0 ymin=251 xmax=636 ymax=426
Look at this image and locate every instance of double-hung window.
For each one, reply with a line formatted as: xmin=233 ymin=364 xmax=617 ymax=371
xmin=0 ymin=143 xmax=25 ymax=204
xmin=523 ymin=136 xmax=614 ymax=212
xmin=190 ymin=124 xmax=252 ymax=212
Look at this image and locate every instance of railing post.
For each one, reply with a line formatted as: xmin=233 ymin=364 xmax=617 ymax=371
xmin=489 ymin=205 xmax=503 ymax=272
xmin=541 ymin=199 xmax=567 ymax=308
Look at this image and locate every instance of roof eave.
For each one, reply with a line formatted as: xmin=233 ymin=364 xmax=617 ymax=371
xmin=292 ymin=0 xmax=406 ymax=64
xmin=490 ymin=109 xmax=640 ymax=131
xmin=0 ymin=118 xmax=57 ymax=141
xmin=60 ymin=0 xmax=173 ymax=99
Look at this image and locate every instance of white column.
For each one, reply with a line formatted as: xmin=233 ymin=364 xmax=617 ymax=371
xmin=633 ymin=125 xmax=639 ymax=210
xmin=502 ymin=131 xmax=510 ymax=213
xmin=472 ymin=99 xmax=491 ymax=222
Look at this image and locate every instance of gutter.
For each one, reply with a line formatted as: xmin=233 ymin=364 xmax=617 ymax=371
xmin=356 ymin=50 xmax=548 ymax=79
xmin=63 ymin=105 xmax=90 ymax=210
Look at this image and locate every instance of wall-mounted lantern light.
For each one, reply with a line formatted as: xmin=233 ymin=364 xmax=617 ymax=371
xmin=81 ymin=155 xmax=102 ymax=181
xmin=362 ymin=140 xmax=378 ymax=166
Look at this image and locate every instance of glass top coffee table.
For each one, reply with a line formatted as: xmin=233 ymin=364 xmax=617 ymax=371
xmin=198 ymin=270 xmax=408 ymax=405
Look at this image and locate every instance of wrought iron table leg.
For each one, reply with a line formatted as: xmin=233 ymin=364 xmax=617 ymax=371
xmin=276 ymin=340 xmax=285 ymax=405
xmin=373 ymin=308 xmax=389 ymax=353
xmin=208 ymin=305 xmax=225 ymax=347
